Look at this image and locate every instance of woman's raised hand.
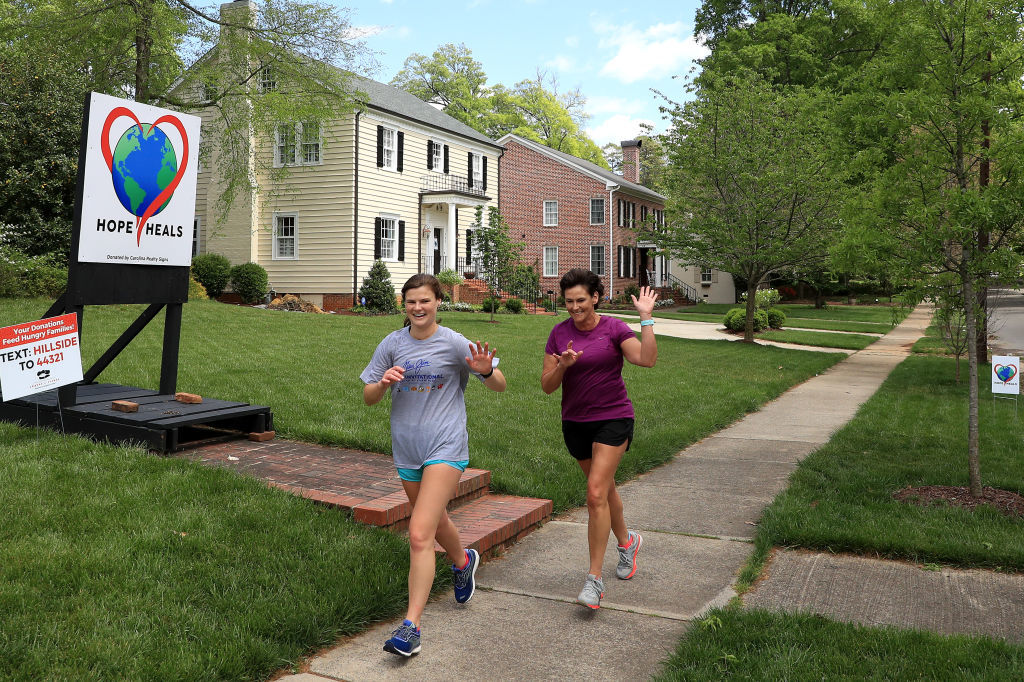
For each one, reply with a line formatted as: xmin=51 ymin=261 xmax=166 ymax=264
xmin=466 ymin=341 xmax=497 ymax=375
xmin=631 ymin=286 xmax=658 ymax=317
xmin=379 ymin=365 xmax=405 ymax=387
xmin=553 ymin=339 xmax=583 ymax=369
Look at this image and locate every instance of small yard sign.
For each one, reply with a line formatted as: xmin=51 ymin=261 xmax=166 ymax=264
xmin=0 ymin=314 xmax=84 ymax=402
xmin=992 ymin=355 xmax=1020 ymax=395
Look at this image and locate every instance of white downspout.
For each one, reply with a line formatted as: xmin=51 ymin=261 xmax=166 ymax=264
xmin=607 ymin=183 xmax=618 ymax=301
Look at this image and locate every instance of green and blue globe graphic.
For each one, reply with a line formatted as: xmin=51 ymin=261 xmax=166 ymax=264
xmin=110 ymin=124 xmax=178 ymax=218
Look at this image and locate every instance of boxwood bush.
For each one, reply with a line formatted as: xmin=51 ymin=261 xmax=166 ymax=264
xmin=724 ymin=307 xmax=769 ymax=332
xmin=191 ymin=253 xmax=231 ymax=298
xmin=504 ymin=297 xmax=524 ymax=314
xmin=767 ymin=307 xmax=787 ymax=329
xmin=229 ymin=262 xmax=268 ymax=304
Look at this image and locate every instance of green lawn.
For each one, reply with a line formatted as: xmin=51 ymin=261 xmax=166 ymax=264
xmin=748 ymin=355 xmax=1024 ymax=576
xmin=684 ymin=302 xmax=908 ymax=324
xmin=619 ymin=304 xmax=902 ymax=333
xmin=757 ymin=329 xmax=879 ymax=350
xmin=912 ymin=319 xmax=961 ymax=356
xmin=657 ymin=608 xmax=1024 ymax=680
xmin=0 ymin=298 xmax=844 ymax=511
xmin=0 ymin=423 xmax=418 ymax=680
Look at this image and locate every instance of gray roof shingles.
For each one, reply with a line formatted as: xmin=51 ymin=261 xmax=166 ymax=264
xmin=352 ymin=75 xmax=501 ymax=149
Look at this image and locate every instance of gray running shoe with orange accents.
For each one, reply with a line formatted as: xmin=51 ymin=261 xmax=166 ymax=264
xmin=616 ymin=530 xmax=643 ymax=580
xmin=577 ymin=573 xmax=604 ymax=609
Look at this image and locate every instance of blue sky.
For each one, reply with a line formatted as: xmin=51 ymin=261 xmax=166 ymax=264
xmin=341 ymin=0 xmax=706 ymax=148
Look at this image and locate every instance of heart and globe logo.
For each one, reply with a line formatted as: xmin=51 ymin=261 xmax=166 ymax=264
xmin=995 ymin=363 xmax=1017 ymax=383
xmin=101 ymin=107 xmax=190 ymax=246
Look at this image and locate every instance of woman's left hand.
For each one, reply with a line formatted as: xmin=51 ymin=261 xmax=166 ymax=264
xmin=631 ymin=286 xmax=658 ymax=318
xmin=465 ymin=340 xmax=497 ymax=375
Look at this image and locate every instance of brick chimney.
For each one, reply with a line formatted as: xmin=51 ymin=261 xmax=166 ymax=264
xmin=621 ymin=139 xmax=642 ymax=184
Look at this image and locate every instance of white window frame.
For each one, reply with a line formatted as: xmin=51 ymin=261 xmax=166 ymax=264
xmin=543 ymin=200 xmax=558 ymax=227
xmin=382 ymin=126 xmax=397 ymax=171
xmin=701 ymin=266 xmax=713 ymax=285
xmin=431 ymin=139 xmax=444 ymax=172
xmin=590 ymin=244 xmax=605 ymax=276
xmin=260 ymin=65 xmax=276 ymax=93
xmin=301 ymin=121 xmax=321 ymax=164
xmin=543 ymin=246 xmax=558 ymax=277
xmin=192 ymin=217 xmax=201 ymax=257
xmin=275 ymin=124 xmax=296 ymax=167
xmin=590 ymin=198 xmax=605 ymax=225
xmin=472 ymin=153 xmax=483 ymax=187
xmin=273 ymin=212 xmax=298 ymax=260
xmin=379 ymin=215 xmax=398 ymax=261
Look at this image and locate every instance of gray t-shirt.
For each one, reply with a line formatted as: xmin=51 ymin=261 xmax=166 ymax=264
xmin=360 ymin=325 xmax=489 ymax=469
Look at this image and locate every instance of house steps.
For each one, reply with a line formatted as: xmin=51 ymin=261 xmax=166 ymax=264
xmin=177 ymin=438 xmax=552 ymax=558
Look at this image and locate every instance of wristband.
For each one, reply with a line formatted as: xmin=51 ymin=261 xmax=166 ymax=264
xmin=480 ymin=368 xmax=494 ymax=379
xmin=640 ymin=319 xmax=655 ymax=327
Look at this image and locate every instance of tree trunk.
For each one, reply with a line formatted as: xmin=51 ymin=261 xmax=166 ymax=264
xmin=814 ymin=287 xmax=825 ymax=309
xmin=134 ymin=0 xmax=153 ymax=103
xmin=744 ymin=281 xmax=758 ymax=343
xmin=963 ymin=274 xmax=982 ymax=498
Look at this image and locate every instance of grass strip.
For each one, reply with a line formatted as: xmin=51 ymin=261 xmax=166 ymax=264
xmin=0 ymin=424 xmax=428 ymax=680
xmin=0 ymin=299 xmax=842 ymax=511
xmin=756 ymin=329 xmax=879 ymax=350
xmin=656 ymin=607 xmax=1024 ymax=680
xmin=755 ymin=355 xmax=1024 ymax=569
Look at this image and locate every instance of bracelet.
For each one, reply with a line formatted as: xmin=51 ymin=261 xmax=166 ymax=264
xmin=640 ymin=319 xmax=655 ymax=327
xmin=480 ymin=368 xmax=494 ymax=379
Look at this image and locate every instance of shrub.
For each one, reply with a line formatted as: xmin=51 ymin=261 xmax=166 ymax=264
xmin=188 ymin=277 xmax=208 ymax=300
xmin=435 ymin=268 xmax=463 ymax=287
xmin=624 ymin=284 xmax=641 ymax=300
xmin=191 ymin=253 xmax=231 ymax=298
xmin=229 ymin=262 xmax=268 ymax=304
xmin=777 ymin=284 xmax=798 ymax=300
xmin=438 ymin=301 xmax=475 ymax=312
xmin=723 ymin=308 xmax=746 ymax=331
xmin=724 ymin=307 xmax=769 ymax=332
xmin=766 ymin=307 xmax=786 ymax=328
xmin=0 ymin=218 xmax=72 ymax=264
xmin=358 ymin=260 xmax=399 ymax=314
xmin=504 ymin=297 xmax=524 ymax=314
xmin=0 ymin=247 xmax=67 ymax=297
xmin=654 ymin=298 xmax=675 ymax=308
xmin=481 ymin=296 xmax=502 ymax=313
xmin=539 ymin=298 xmax=555 ymax=312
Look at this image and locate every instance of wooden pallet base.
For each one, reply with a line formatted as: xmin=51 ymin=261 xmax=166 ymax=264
xmin=0 ymin=383 xmax=273 ymax=453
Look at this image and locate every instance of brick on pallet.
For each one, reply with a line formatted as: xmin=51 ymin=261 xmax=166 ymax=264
xmin=175 ymin=392 xmax=203 ymax=404
xmin=111 ymin=400 xmax=138 ymax=413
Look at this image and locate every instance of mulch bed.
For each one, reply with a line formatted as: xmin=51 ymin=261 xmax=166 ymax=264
xmin=893 ymin=485 xmax=1024 ymax=518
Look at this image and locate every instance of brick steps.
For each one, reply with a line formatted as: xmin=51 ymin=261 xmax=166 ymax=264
xmin=177 ymin=439 xmax=551 ymax=558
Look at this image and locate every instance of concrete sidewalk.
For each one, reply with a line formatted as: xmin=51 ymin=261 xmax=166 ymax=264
xmin=284 ymin=305 xmax=935 ymax=681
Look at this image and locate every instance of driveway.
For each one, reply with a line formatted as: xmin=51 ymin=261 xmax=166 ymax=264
xmin=988 ymin=288 xmax=1024 ymax=355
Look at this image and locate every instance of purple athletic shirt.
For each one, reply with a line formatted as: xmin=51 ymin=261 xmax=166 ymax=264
xmin=545 ymin=315 xmax=636 ymax=421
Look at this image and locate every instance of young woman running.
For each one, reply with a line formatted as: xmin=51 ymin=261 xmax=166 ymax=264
xmin=361 ymin=273 xmax=506 ymax=656
xmin=541 ymin=268 xmax=657 ymax=609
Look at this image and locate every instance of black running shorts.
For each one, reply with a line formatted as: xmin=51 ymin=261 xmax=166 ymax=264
xmin=561 ymin=418 xmax=635 ymax=461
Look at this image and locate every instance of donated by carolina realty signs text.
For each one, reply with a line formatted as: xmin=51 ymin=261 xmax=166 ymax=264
xmin=78 ymin=92 xmax=201 ymax=267
xmin=0 ymin=314 xmax=84 ymax=402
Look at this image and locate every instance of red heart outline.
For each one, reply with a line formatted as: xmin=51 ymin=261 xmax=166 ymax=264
xmin=101 ymin=107 xmax=190 ymax=246
xmin=994 ymin=363 xmax=1018 ymax=383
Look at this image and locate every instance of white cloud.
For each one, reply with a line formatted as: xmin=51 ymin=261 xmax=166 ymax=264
xmin=586 ymin=114 xmax=658 ymax=147
xmin=595 ymin=21 xmax=709 ymax=84
xmin=346 ymin=24 xmax=386 ymax=39
xmin=545 ymin=55 xmax=576 ymax=72
xmin=379 ymin=0 xmax=394 ymax=4
xmin=565 ymin=35 xmax=579 ymax=48
xmin=586 ymin=95 xmax=645 ymax=117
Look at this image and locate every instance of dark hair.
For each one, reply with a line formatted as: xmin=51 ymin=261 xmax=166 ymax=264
xmin=402 ymin=273 xmax=443 ymax=301
xmin=559 ymin=268 xmax=604 ymax=308
xmin=401 ymin=274 xmax=443 ymax=328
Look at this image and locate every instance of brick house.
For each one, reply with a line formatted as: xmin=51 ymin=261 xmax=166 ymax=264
xmin=496 ymin=133 xmax=676 ymax=301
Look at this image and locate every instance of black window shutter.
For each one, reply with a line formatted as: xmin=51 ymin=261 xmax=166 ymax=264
xmin=617 ymin=246 xmax=623 ymax=277
xmin=397 ymin=132 xmax=404 ymax=172
xmin=374 ymin=217 xmax=382 ymax=260
xmin=443 ymin=145 xmax=449 ymax=174
xmin=398 ymin=220 xmax=405 ymax=261
xmin=466 ymin=229 xmax=473 ymax=261
xmin=467 ymin=151 xmax=474 ymax=187
xmin=617 ymin=200 xmax=622 ymax=227
xmin=376 ymin=126 xmax=384 ymax=167
xmin=427 ymin=141 xmax=433 ymax=170
xmin=454 ymin=209 xmax=459 ymax=263
xmin=482 ymin=157 xmax=488 ymax=191
xmin=632 ymin=248 xmax=637 ymax=277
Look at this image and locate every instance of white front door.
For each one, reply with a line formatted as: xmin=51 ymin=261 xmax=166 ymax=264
xmin=425 ymin=209 xmax=447 ymax=275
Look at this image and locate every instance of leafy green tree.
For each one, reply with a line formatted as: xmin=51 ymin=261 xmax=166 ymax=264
xmin=658 ymin=73 xmax=846 ymax=342
xmin=392 ymin=44 xmax=608 ymax=168
xmin=0 ymin=49 xmax=86 ymax=262
xmin=472 ymin=206 xmax=525 ymax=322
xmin=0 ymin=0 xmax=372 ymax=219
xmin=842 ymin=0 xmax=1024 ymax=498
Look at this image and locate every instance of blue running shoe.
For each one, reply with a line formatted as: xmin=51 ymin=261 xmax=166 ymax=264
xmin=452 ymin=548 xmax=479 ymax=604
xmin=383 ymin=619 xmax=421 ymax=657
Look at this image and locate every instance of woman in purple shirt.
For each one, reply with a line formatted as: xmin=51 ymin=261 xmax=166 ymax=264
xmin=541 ymin=268 xmax=658 ymax=609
